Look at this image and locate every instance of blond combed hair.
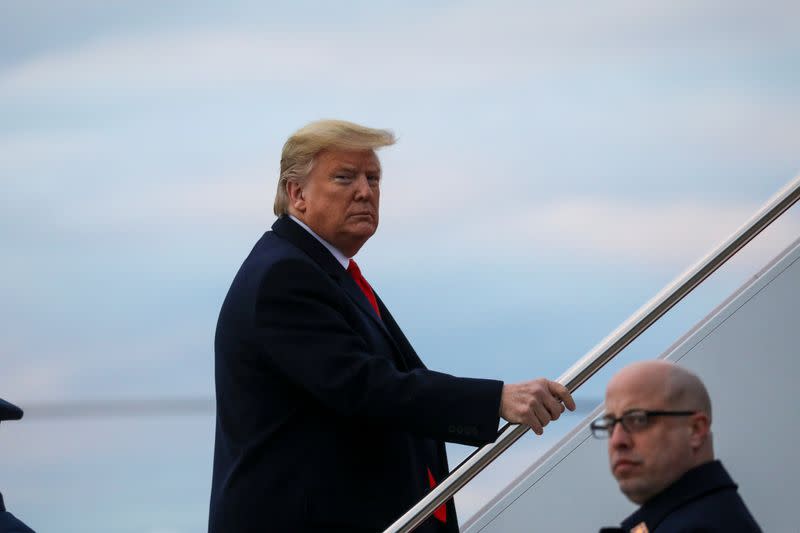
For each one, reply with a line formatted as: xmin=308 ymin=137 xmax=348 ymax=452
xmin=273 ymin=119 xmax=396 ymax=215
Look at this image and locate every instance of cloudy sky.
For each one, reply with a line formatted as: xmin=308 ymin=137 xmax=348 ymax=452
xmin=1 ymin=2 xmax=799 ymax=532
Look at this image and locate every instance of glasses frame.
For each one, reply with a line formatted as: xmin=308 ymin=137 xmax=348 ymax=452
xmin=590 ymin=409 xmax=698 ymax=439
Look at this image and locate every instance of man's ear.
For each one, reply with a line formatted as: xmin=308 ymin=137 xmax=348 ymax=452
xmin=688 ymin=412 xmax=710 ymax=449
xmin=286 ymin=180 xmax=306 ymax=212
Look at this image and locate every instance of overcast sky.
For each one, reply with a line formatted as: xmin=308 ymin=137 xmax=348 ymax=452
xmin=1 ymin=2 xmax=798 ymax=532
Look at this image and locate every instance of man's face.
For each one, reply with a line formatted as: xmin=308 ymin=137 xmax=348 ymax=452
xmin=605 ymin=371 xmax=694 ymax=504
xmin=291 ymin=149 xmax=381 ymax=257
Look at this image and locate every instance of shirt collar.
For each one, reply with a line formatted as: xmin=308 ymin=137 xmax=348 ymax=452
xmin=288 ymin=215 xmax=350 ymax=269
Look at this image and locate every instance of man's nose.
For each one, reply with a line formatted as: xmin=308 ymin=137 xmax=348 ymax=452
xmin=609 ymin=422 xmax=631 ymax=448
xmin=353 ymin=175 xmax=373 ymax=199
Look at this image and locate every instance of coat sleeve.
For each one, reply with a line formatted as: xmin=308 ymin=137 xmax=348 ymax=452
xmin=249 ymin=257 xmax=503 ymax=446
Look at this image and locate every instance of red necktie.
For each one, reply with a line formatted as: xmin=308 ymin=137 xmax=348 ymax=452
xmin=349 ymin=260 xmax=445 ymax=524
xmin=347 ymin=260 xmax=381 ymax=318
xmin=427 ymin=467 xmax=447 ymax=523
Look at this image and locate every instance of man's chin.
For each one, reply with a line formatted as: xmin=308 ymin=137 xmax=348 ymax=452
xmin=348 ymin=223 xmax=378 ymax=241
xmin=337 ymin=226 xmax=377 ymax=256
xmin=618 ymin=479 xmax=654 ymax=505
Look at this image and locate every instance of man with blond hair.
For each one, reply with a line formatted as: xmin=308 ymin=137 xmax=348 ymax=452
xmin=209 ymin=119 xmax=574 ymax=533
xmin=593 ymin=360 xmax=761 ymax=532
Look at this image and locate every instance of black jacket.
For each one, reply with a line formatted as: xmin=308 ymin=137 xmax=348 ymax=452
xmin=209 ymin=217 xmax=503 ymax=532
xmin=601 ymin=460 xmax=761 ymax=532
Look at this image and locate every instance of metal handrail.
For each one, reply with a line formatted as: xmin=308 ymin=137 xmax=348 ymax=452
xmin=384 ymin=174 xmax=800 ymax=533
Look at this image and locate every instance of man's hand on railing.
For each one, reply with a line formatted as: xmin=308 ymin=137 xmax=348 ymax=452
xmin=499 ymin=379 xmax=576 ymax=435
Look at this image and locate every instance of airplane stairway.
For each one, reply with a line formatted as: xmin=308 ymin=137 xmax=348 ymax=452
xmin=384 ymin=175 xmax=800 ymax=532
xmin=463 ymin=233 xmax=800 ymax=532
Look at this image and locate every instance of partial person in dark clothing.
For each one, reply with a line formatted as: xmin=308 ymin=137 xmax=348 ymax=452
xmin=0 ymin=494 xmax=35 ymax=533
xmin=0 ymin=398 xmax=35 ymax=533
xmin=593 ymin=360 xmax=761 ymax=533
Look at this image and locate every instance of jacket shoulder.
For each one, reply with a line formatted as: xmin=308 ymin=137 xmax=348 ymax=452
xmin=226 ymin=231 xmax=329 ymax=296
xmin=658 ymin=487 xmax=762 ymax=532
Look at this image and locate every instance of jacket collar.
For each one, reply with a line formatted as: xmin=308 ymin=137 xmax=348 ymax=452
xmin=621 ymin=460 xmax=736 ymax=532
xmin=287 ymin=215 xmax=349 ymax=268
xmin=271 ymin=216 xmax=347 ymax=280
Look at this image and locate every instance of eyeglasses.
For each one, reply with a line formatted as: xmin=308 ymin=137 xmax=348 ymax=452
xmin=590 ymin=410 xmax=697 ymax=439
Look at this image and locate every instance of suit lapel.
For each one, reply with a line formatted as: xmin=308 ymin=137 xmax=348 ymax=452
xmin=271 ymin=217 xmax=412 ymax=370
xmin=337 ymin=274 xmax=396 ymax=341
xmin=376 ymin=295 xmax=425 ymax=370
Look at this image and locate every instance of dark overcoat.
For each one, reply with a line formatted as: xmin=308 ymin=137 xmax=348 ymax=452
xmin=209 ymin=216 xmax=503 ymax=533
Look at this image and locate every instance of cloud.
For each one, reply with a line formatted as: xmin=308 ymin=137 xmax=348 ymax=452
xmin=85 ymin=178 xmax=274 ymax=229
xmin=0 ymin=131 xmax=107 ymax=171
xmin=475 ymin=198 xmax=800 ymax=263
xmin=2 ymin=113 xmax=796 ymax=278
xmin=0 ymin=357 xmax=75 ymax=401
xmin=375 ymin=190 xmax=800 ymax=272
xmin=0 ymin=28 xmax=473 ymax=93
xmin=1 ymin=1 xmax=797 ymax=94
xmin=8 ymin=157 xmax=797 ymax=268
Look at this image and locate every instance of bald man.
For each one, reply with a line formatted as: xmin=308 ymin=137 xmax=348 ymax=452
xmin=592 ymin=361 xmax=761 ymax=533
